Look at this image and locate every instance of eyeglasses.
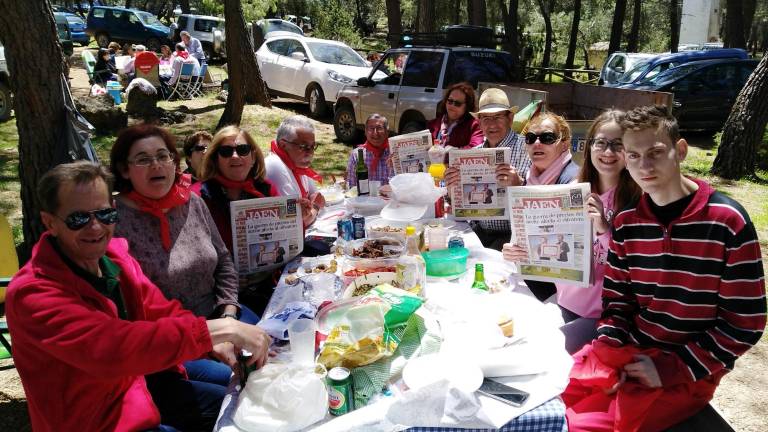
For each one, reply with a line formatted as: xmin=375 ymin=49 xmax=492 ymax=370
xmin=282 ymin=139 xmax=319 ymax=153
xmin=57 ymin=207 xmax=119 ymax=231
xmin=446 ymin=98 xmax=466 ymax=107
xmin=192 ymin=144 xmax=208 ymax=153
xmin=478 ymin=114 xmax=508 ymax=124
xmin=590 ymin=138 xmax=624 ymax=153
xmin=217 ymin=143 xmax=251 ymax=158
xmin=129 ymin=151 xmax=174 ymax=167
xmin=366 ymin=125 xmax=385 ymax=133
xmin=525 ymin=132 xmax=560 ymax=145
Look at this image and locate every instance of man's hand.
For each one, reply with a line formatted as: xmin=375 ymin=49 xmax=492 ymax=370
xmin=298 ymin=198 xmax=317 ymax=227
xmin=444 ymin=166 xmax=460 ymax=189
xmin=586 ymin=193 xmax=610 ymax=235
xmin=624 ymin=354 xmax=662 ymax=388
xmin=235 ymin=322 xmax=272 ymax=370
xmin=211 ymin=342 xmax=238 ymax=370
xmin=502 ymin=243 xmax=528 ymax=262
xmin=495 ymin=164 xmax=523 ymax=187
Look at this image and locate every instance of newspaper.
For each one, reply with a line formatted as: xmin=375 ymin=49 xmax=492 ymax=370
xmin=230 ymin=195 xmax=304 ymax=274
xmin=507 ymin=183 xmax=592 ymax=286
xmin=448 ymin=147 xmax=511 ymax=220
xmin=388 ymin=129 xmax=432 ymax=175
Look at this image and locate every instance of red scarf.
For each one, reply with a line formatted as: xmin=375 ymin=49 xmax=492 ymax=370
xmin=360 ymin=140 xmax=388 ymax=176
xmin=270 ymin=140 xmax=322 ymax=198
xmin=213 ymin=175 xmax=265 ymax=198
xmin=125 ymin=174 xmax=192 ymax=251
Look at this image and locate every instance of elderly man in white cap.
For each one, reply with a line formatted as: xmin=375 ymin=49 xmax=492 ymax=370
xmin=444 ymin=87 xmax=532 ymax=250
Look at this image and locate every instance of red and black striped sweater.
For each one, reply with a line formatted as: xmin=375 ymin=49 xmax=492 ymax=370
xmin=599 ymin=178 xmax=766 ymax=386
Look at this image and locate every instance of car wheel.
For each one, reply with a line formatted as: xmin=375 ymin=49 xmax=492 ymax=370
xmin=401 ymin=120 xmax=425 ymax=134
xmin=307 ymin=84 xmax=327 ymax=118
xmin=146 ymin=38 xmax=161 ymax=53
xmin=96 ymin=33 xmax=110 ymax=48
xmin=333 ymin=105 xmax=360 ymax=144
xmin=0 ymin=82 xmax=13 ymax=122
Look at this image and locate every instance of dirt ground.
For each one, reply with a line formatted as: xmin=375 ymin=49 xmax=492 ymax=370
xmin=1 ymin=47 xmax=767 ymax=431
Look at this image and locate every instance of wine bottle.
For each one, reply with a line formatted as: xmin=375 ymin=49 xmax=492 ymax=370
xmin=355 ymin=148 xmax=369 ymax=196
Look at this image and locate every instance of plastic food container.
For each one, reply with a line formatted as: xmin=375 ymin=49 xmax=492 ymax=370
xmin=345 ymin=196 xmax=387 ymax=216
xmin=422 ymin=247 xmax=469 ymax=278
xmin=366 ymin=219 xmax=424 ymax=247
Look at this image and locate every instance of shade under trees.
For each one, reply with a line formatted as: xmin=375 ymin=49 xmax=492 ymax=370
xmin=712 ymin=53 xmax=768 ymax=180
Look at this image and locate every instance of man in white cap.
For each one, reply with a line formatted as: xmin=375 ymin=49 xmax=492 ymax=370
xmin=444 ymin=87 xmax=532 ymax=250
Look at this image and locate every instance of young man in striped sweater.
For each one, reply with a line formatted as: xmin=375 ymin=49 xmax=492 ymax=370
xmin=563 ymin=105 xmax=766 ymax=432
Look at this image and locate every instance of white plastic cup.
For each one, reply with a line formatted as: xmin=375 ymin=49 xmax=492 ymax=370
xmin=288 ymin=318 xmax=317 ymax=366
xmin=428 ymin=226 xmax=448 ymax=250
xmin=369 ymin=180 xmax=381 ymax=197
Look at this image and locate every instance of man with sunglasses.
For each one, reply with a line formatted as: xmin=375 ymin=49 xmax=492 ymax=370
xmin=444 ymin=87 xmax=532 ymax=250
xmin=266 ymin=115 xmax=326 ymax=228
xmin=6 ymin=161 xmax=272 ymax=432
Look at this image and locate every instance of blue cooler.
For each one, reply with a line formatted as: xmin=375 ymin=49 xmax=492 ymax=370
xmin=106 ymin=81 xmax=122 ymax=104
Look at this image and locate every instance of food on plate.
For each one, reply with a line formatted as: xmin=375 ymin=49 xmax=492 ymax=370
xmin=498 ymin=316 xmax=514 ymax=337
xmin=342 ymin=266 xmax=397 ymax=278
xmin=287 ymin=267 xmax=298 ymax=274
xmin=370 ymin=225 xmax=405 ymax=233
xmin=351 ymin=239 xmax=401 ymax=258
xmin=488 ymin=278 xmax=510 ymax=293
xmin=313 ymin=264 xmax=328 ymax=272
xmin=285 ymin=275 xmax=299 ymax=285
xmin=352 ymin=284 xmax=376 ymax=297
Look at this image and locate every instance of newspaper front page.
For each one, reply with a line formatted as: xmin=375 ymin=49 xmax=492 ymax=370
xmin=230 ymin=196 xmax=304 ymax=274
xmin=507 ymin=183 xmax=592 ymax=286
xmin=388 ymin=129 xmax=432 ymax=175
xmin=448 ymin=147 xmax=511 ymax=220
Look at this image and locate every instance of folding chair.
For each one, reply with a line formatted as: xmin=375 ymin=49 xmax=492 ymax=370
xmin=0 ymin=214 xmax=19 ymax=358
xmin=81 ymin=49 xmax=111 ymax=86
xmin=189 ymin=63 xmax=207 ymax=98
xmin=166 ymin=62 xmax=195 ymax=100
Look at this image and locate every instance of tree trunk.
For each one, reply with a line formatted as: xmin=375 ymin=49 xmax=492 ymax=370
xmin=417 ymin=0 xmax=435 ymax=33
xmin=179 ymin=0 xmax=190 ymax=14
xmin=669 ymin=0 xmax=680 ymax=52
xmin=125 ymin=0 xmax=133 ymax=9
xmin=608 ymin=0 xmax=627 ymax=54
xmin=536 ymin=0 xmax=553 ymax=75
xmin=626 ymin=0 xmax=641 ymax=52
xmin=0 ymin=0 xmax=68 ymax=258
xmin=468 ymin=0 xmax=487 ymax=27
xmin=712 ymin=54 xmax=768 ymax=179
xmin=564 ymin=0 xmax=581 ymax=78
xmin=743 ymin=0 xmax=757 ymax=47
xmin=724 ymin=0 xmax=745 ymax=48
xmin=385 ymin=0 xmax=402 ymax=48
xmin=218 ymin=0 xmax=271 ymax=129
xmin=452 ymin=0 xmax=461 ymax=24
xmin=499 ymin=0 xmax=521 ymax=81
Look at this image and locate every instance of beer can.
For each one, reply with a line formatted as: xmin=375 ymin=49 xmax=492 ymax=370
xmin=327 ymin=367 xmax=355 ymax=415
xmin=351 ymin=214 xmax=366 ymax=240
xmin=448 ymin=235 xmax=465 ymax=248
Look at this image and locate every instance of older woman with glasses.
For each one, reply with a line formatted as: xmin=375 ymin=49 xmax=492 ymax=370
xmin=427 ymin=81 xmax=483 ymax=149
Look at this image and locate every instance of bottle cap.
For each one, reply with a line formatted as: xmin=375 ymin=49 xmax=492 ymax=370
xmin=406 ymin=225 xmax=416 ymax=235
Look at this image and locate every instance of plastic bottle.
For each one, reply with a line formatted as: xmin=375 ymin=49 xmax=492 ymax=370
xmin=427 ymin=143 xmax=447 ymax=218
xmin=396 ymin=225 xmax=427 ymax=296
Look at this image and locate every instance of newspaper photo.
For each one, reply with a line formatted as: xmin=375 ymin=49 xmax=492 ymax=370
xmin=507 ymin=183 xmax=592 ymax=286
xmin=448 ymin=147 xmax=511 ymax=220
xmin=388 ymin=129 xmax=432 ymax=175
xmin=230 ymin=195 xmax=304 ymax=274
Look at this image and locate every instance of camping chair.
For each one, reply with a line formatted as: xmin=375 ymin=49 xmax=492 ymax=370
xmin=189 ymin=63 xmax=207 ymax=98
xmin=81 ymin=49 xmax=110 ymax=86
xmin=166 ymin=62 xmax=196 ymax=100
xmin=0 ymin=214 xmax=19 ymax=358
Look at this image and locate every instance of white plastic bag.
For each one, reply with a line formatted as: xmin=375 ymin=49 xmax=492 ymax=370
xmin=90 ymin=84 xmax=106 ymax=96
xmin=389 ymin=173 xmax=444 ymax=205
xmin=234 ymin=363 xmax=328 ymax=432
xmin=125 ymin=77 xmax=157 ymax=95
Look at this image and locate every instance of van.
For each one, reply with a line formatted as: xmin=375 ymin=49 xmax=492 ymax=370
xmin=86 ymin=6 xmax=170 ymax=52
xmin=608 ymin=48 xmax=748 ymax=87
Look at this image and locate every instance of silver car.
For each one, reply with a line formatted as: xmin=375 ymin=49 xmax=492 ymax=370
xmin=599 ymin=52 xmax=656 ymax=86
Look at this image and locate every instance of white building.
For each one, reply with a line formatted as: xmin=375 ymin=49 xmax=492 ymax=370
xmin=680 ymin=0 xmax=723 ymax=45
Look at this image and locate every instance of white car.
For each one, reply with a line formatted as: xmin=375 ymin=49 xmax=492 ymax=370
xmin=256 ymin=34 xmax=372 ymax=118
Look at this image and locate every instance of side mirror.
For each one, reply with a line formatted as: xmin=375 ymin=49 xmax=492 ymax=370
xmin=289 ymin=52 xmax=308 ymax=62
xmin=357 ymin=77 xmax=374 ymax=87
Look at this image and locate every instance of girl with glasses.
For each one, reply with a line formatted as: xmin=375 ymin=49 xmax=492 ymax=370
xmin=427 ymin=82 xmax=484 ymax=149
xmin=182 ymin=130 xmax=213 ymax=182
xmin=109 ymin=124 xmax=261 ymax=429
xmin=503 ymin=110 xmax=640 ymax=354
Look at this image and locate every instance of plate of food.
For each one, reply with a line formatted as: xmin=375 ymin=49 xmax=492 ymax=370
xmin=342 ymin=272 xmax=398 ymax=298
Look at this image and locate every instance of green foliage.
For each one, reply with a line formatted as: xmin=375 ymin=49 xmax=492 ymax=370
xmin=192 ymin=0 xmax=277 ymax=21
xmin=312 ymin=0 xmax=361 ymax=47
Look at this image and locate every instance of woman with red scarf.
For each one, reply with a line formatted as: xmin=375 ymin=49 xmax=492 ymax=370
xmin=110 ymin=124 xmax=255 ymax=429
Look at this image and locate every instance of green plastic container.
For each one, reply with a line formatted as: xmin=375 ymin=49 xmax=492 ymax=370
xmin=422 ymin=247 xmax=469 ymax=278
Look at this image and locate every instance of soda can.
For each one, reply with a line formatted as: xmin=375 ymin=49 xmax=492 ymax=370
xmin=351 ymin=214 xmax=366 ymax=240
xmin=337 ymin=218 xmax=348 ymax=241
xmin=448 ymin=235 xmax=465 ymax=248
xmin=337 ymin=218 xmax=354 ymax=241
xmin=327 ymin=367 xmax=355 ymax=415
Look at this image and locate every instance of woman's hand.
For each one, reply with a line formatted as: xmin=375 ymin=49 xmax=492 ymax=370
xmin=211 ymin=342 xmax=238 ymax=370
xmin=496 ymin=164 xmax=523 ymax=187
xmin=624 ymin=355 xmax=662 ymax=388
xmin=378 ymin=184 xmax=393 ymax=199
xmin=502 ymin=243 xmax=528 ymax=262
xmin=444 ymin=166 xmax=460 ymax=189
xmin=603 ymin=371 xmax=626 ymax=395
xmin=587 ymin=193 xmax=610 ymax=235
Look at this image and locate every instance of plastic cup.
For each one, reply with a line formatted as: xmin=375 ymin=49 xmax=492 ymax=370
xmin=288 ymin=318 xmax=317 ymax=366
xmin=428 ymin=226 xmax=448 ymax=250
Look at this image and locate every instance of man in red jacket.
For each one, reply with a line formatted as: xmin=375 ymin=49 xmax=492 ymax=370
xmin=7 ymin=161 xmax=272 ymax=432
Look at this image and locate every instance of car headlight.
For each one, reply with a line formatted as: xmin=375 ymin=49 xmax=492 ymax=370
xmin=327 ymin=70 xmax=353 ymax=84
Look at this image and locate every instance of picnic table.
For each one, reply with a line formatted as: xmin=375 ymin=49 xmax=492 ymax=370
xmin=215 ymin=206 xmax=571 ymax=432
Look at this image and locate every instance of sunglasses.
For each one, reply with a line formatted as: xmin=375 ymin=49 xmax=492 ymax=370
xmin=590 ymin=138 xmax=625 ymax=153
xmin=446 ymin=98 xmax=466 ymax=107
xmin=58 ymin=207 xmax=119 ymax=231
xmin=525 ymin=132 xmax=560 ymax=145
xmin=217 ymin=144 xmax=251 ymax=158
xmin=192 ymin=144 xmax=208 ymax=153
xmin=282 ymin=139 xmax=319 ymax=153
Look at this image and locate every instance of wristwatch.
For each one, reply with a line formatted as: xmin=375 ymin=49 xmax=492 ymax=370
xmin=221 ymin=313 xmax=238 ymax=320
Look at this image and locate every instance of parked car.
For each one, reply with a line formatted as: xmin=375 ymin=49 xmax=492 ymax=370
xmin=599 ymin=52 xmax=656 ymax=86
xmin=623 ymin=58 xmax=758 ymax=130
xmin=61 ymin=12 xmax=90 ymax=46
xmin=171 ymin=14 xmax=226 ymax=60
xmin=257 ymin=19 xmax=303 ymax=37
xmin=86 ymin=6 xmax=170 ymax=52
xmin=333 ymin=45 xmax=516 ymax=143
xmin=257 ymin=34 xmax=371 ymax=118
xmin=608 ymin=48 xmax=749 ymax=88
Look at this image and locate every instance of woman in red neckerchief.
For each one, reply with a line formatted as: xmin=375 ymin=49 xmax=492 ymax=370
xmin=110 ymin=124 xmax=259 ymax=427
xmin=193 ymin=126 xmax=280 ymax=314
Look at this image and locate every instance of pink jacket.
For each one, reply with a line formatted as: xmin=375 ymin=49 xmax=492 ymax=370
xmin=6 ymin=233 xmax=213 ymax=432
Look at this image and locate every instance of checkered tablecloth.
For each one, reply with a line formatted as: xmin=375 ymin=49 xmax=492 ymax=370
xmin=406 ymin=397 xmax=567 ymax=432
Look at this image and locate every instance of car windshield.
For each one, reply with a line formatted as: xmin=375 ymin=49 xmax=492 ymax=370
xmin=66 ymin=16 xmax=84 ymax=24
xmin=618 ymin=60 xmax=652 ymax=83
xmin=306 ymin=42 xmax=366 ymax=66
xmin=265 ymin=21 xmax=302 ymax=35
xmin=639 ymin=63 xmax=707 ymax=86
xmin=443 ymin=50 xmax=514 ymax=88
xmin=138 ymin=12 xmax=163 ymax=27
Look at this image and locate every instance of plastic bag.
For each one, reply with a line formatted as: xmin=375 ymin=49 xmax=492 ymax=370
xmin=125 ymin=77 xmax=157 ymax=95
xmin=90 ymin=83 xmax=106 ymax=96
xmin=234 ymin=363 xmax=328 ymax=432
xmin=389 ymin=173 xmax=445 ymax=205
